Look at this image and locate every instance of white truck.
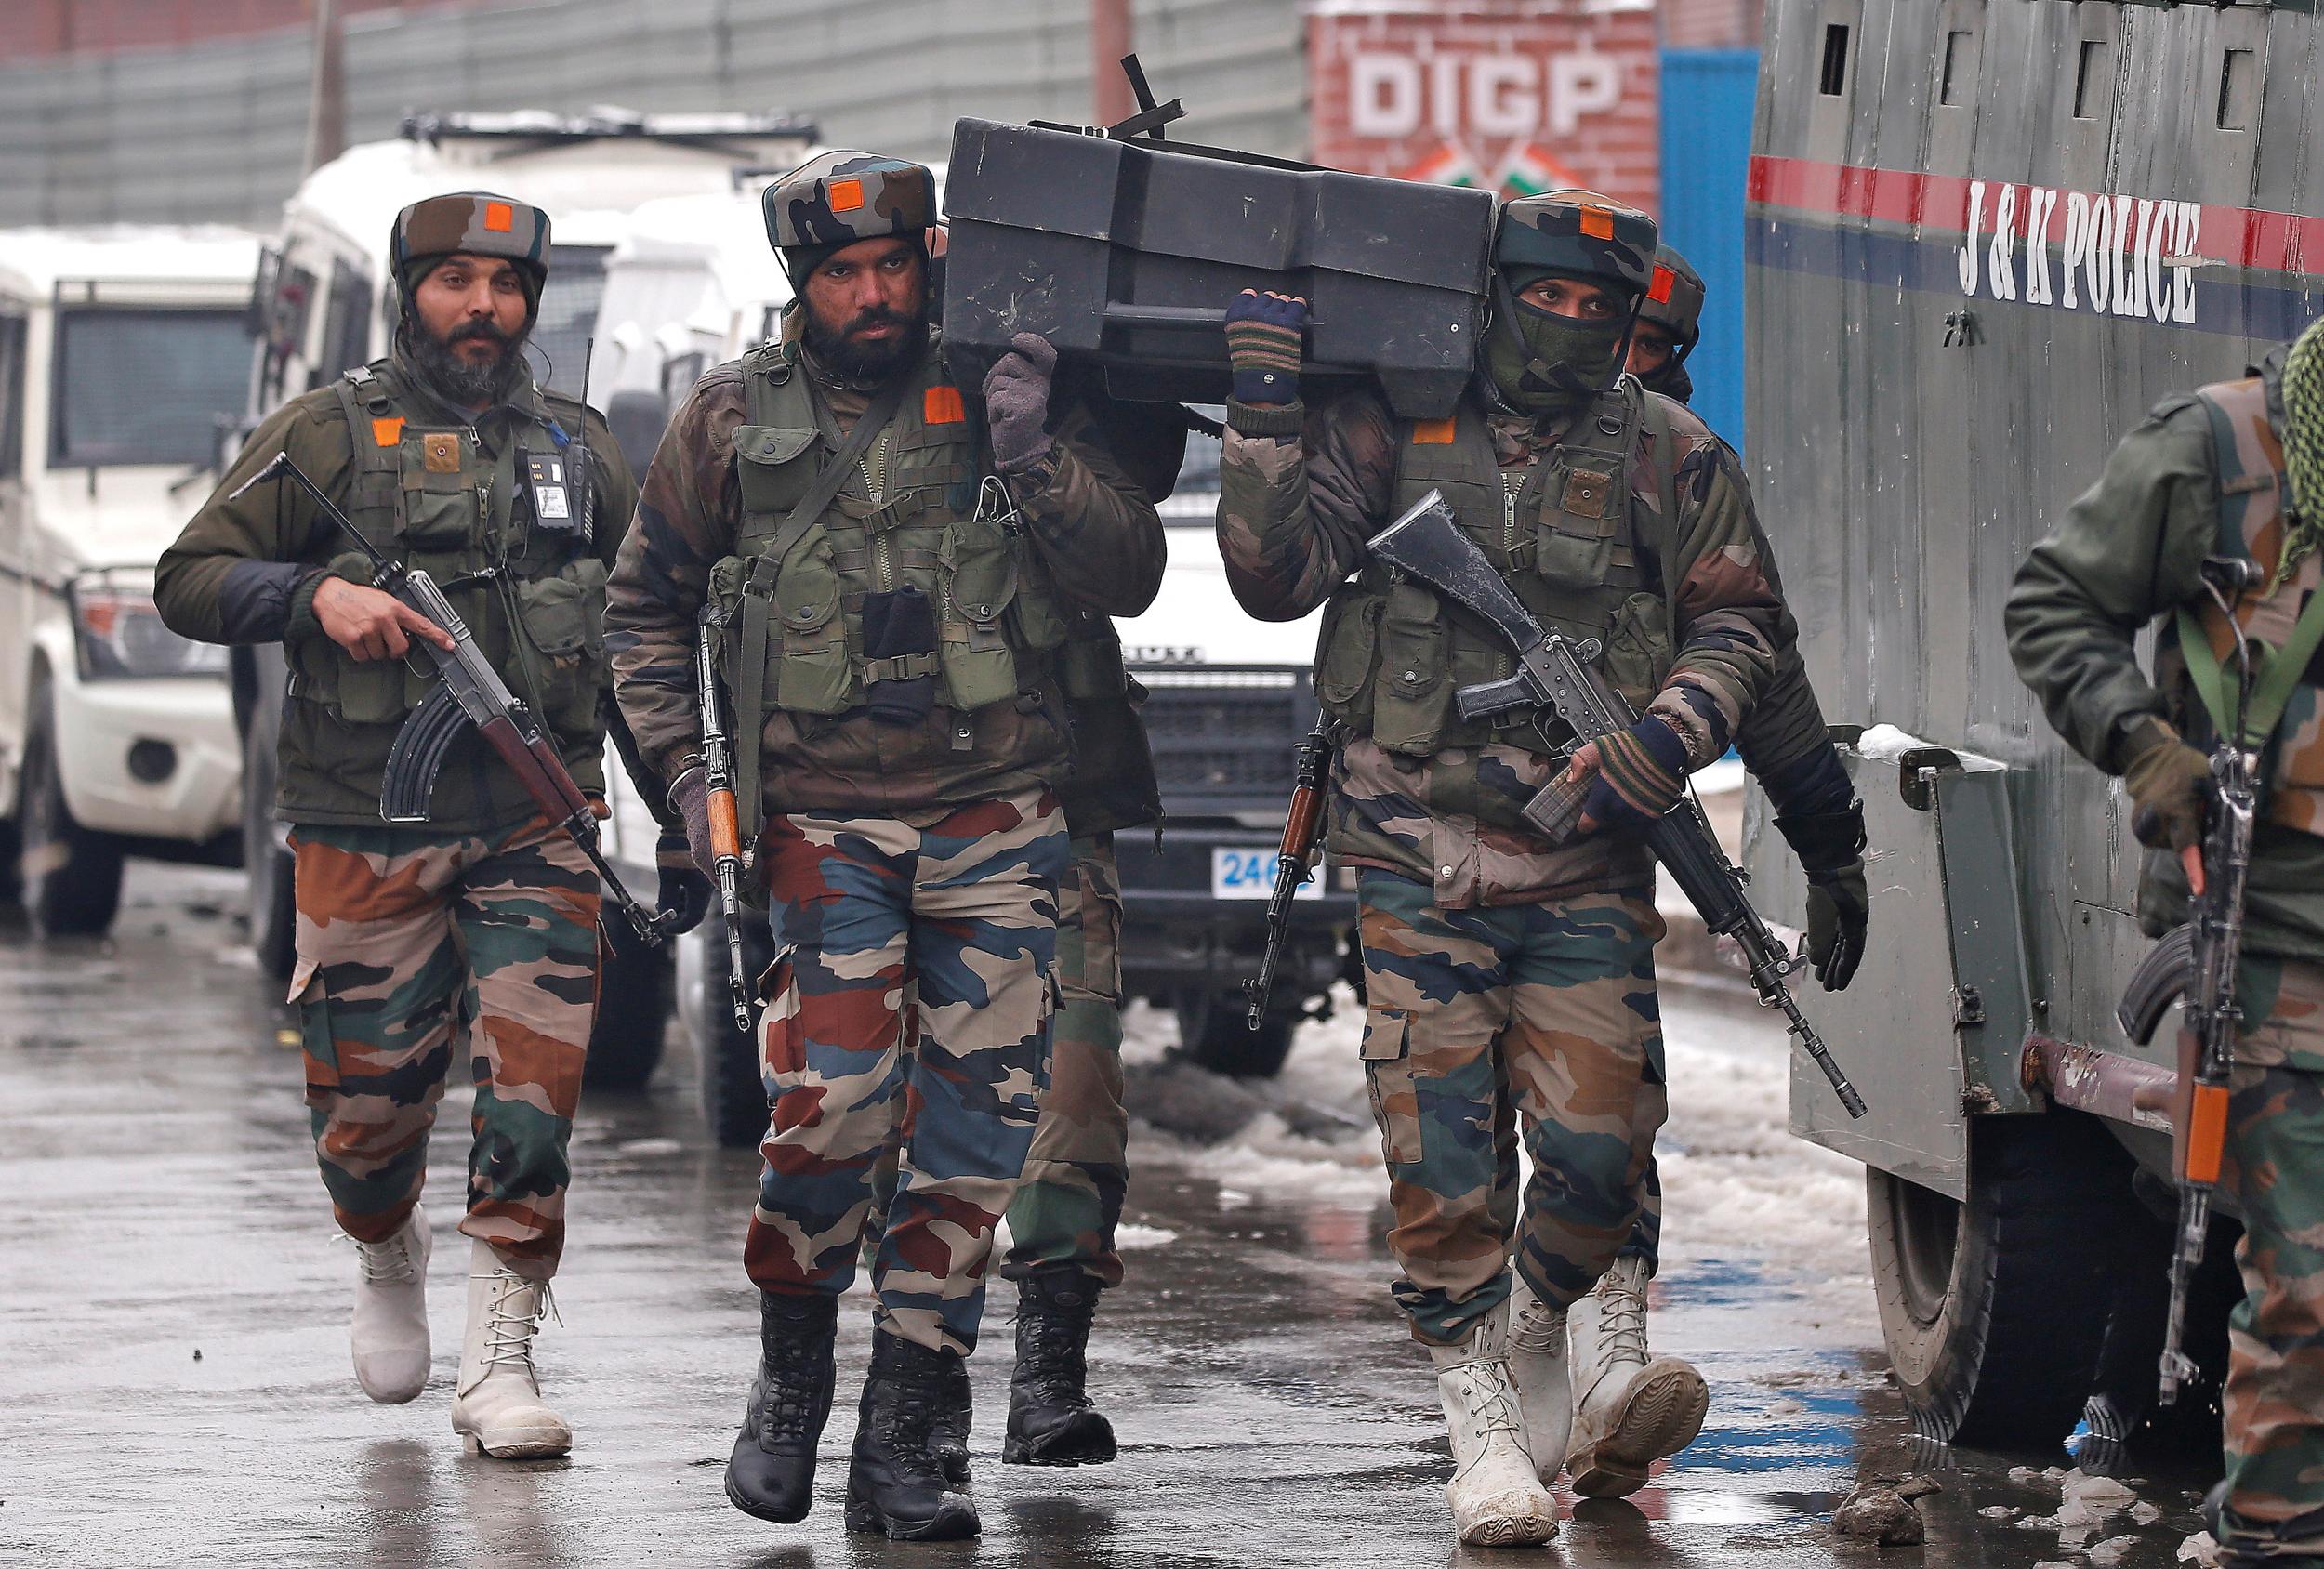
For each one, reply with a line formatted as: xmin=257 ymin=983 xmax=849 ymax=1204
xmin=0 ymin=226 xmax=262 ymax=933
xmin=584 ymin=201 xmax=1345 ymax=1144
xmin=231 ymin=111 xmax=818 ymax=1087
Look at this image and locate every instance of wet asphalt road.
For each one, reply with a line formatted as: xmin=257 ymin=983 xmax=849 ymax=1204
xmin=0 ymin=865 xmax=2222 ymax=1568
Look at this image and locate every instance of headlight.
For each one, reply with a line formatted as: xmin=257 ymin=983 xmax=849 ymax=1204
xmin=70 ymin=574 xmax=227 ymax=679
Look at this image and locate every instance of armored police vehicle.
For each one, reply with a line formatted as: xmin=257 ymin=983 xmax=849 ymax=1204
xmin=1747 ymin=0 xmax=2322 ymax=1449
xmin=587 ymin=192 xmax=1350 ymax=1146
xmin=231 ymin=110 xmax=816 ymax=1088
xmin=0 ymin=226 xmax=261 ymax=935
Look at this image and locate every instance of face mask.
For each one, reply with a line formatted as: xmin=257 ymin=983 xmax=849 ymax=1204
xmin=1482 ymin=280 xmax=1632 ymax=415
xmin=1639 ymin=354 xmax=1695 ymax=405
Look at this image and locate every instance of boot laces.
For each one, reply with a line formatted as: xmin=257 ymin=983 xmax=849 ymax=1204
xmin=1594 ymin=1274 xmax=1649 ymax=1364
xmin=1451 ymin=1362 xmax=1525 ymax=1441
xmin=352 ymin=1230 xmax=418 ymax=1286
xmin=475 ymin=1267 xmax=557 ymax=1377
xmin=1015 ymin=1286 xmax=1095 ymax=1404
xmin=1509 ymin=1299 xmax=1565 ymax=1356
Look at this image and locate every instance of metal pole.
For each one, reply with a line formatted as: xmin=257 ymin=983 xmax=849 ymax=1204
xmin=302 ymin=0 xmax=347 ymax=176
xmin=1091 ymin=0 xmax=1133 ymax=125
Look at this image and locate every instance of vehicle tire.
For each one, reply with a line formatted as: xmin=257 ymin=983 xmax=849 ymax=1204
xmin=1175 ymin=988 xmax=1299 ymax=1079
xmin=1868 ymin=1111 xmax=2133 ymax=1448
xmin=697 ymin=907 xmax=772 ymax=1149
xmin=584 ymin=915 xmax=673 ymax=1090
xmin=18 ymin=675 xmax=125 ymax=938
xmin=242 ymin=710 xmax=297 ymax=981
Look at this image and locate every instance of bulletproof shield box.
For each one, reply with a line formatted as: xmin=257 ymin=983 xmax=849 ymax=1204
xmin=942 ymin=118 xmax=1494 ymax=420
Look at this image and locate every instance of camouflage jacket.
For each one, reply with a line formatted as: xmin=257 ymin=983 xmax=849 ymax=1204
xmin=2008 ymin=344 xmax=2324 ymax=964
xmin=605 ymin=331 xmax=1165 ymax=817
xmin=1218 ymin=382 xmax=1784 ymax=906
xmin=156 ymin=352 xmax=639 ymax=831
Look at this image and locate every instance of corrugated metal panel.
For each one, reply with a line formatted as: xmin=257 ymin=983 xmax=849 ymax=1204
xmin=1657 ymin=47 xmax=1758 ymax=452
xmin=0 ymin=0 xmax=1310 ymax=228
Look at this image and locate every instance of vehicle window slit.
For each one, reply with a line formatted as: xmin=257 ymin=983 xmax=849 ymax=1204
xmin=2217 ymin=47 xmax=2254 ymax=131
xmin=2073 ymin=39 xmax=2110 ymax=120
xmin=1940 ymin=31 xmax=1974 ymax=105
xmin=1818 ymin=23 xmax=1852 ymax=96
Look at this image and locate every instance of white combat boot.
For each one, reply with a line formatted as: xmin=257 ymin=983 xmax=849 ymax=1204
xmin=449 ymin=1241 xmax=571 ymax=1459
xmin=350 ymin=1204 xmax=432 ymax=1404
xmin=1564 ymin=1254 xmax=1708 ymax=1497
xmin=1429 ymin=1301 xmax=1559 ymax=1548
xmin=1504 ymin=1276 xmax=1573 ymax=1485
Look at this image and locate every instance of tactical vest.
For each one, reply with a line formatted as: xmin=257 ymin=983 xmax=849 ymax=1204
xmin=2159 ymin=376 xmax=2324 ymax=836
xmin=1314 ymin=382 xmax=1679 ymax=757
xmin=284 ymin=363 xmax=607 ymax=755
xmin=713 ymin=338 xmax=1074 ymax=820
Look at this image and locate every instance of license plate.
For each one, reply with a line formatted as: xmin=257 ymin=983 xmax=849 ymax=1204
xmin=1212 ymin=847 xmax=1323 ymax=901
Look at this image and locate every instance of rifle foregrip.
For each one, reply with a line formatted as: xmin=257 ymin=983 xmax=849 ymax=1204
xmin=708 ymin=788 xmax=741 ymax=861
xmin=1280 ymin=786 xmax=1323 ymax=860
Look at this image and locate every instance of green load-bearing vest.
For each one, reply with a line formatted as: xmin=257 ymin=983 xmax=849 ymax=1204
xmin=2159 ymin=375 xmax=2324 ymax=837
xmin=283 ymin=363 xmax=607 ymax=791
xmin=1315 ymin=381 xmax=1679 ymax=757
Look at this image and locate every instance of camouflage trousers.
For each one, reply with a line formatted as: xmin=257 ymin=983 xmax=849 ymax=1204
xmin=2222 ymin=956 xmax=2324 ymax=1522
xmin=287 ymin=816 xmax=600 ymax=1278
xmin=1355 ymin=870 xmax=1669 ymax=1347
xmin=747 ymin=788 xmax=1066 ymax=1356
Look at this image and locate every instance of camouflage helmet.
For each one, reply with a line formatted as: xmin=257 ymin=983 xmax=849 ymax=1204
xmin=1492 ymin=190 xmax=1657 ymax=304
xmin=761 ymin=151 xmax=937 ymax=285
xmin=1637 ymin=244 xmax=1707 ymax=352
xmin=390 ymin=191 xmax=550 ymax=310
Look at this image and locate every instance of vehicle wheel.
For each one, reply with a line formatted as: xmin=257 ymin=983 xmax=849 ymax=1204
xmin=19 ymin=675 xmax=125 ymax=937
xmin=242 ymin=709 xmax=297 ymax=981
xmin=585 ymin=915 xmax=673 ymax=1090
xmin=1175 ymin=989 xmax=1299 ymax=1079
xmin=696 ymin=908 xmax=773 ymax=1148
xmin=1868 ymin=1112 xmax=2133 ymax=1448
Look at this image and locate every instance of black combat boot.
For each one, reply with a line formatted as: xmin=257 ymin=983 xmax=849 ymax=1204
xmin=843 ymin=1330 xmax=980 ymax=1541
xmin=930 ymin=1352 xmax=972 ymax=1485
xmin=1003 ymin=1267 xmax=1117 ymax=1466
xmin=723 ymin=1291 xmax=838 ymax=1523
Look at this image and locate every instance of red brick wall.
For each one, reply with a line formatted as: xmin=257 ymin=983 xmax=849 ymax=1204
xmin=1657 ymin=0 xmax=1762 ymax=50
xmin=1308 ymin=1 xmax=1660 ymax=215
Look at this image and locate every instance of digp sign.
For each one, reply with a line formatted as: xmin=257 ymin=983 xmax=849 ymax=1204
xmin=1346 ymin=47 xmax=1624 ymax=140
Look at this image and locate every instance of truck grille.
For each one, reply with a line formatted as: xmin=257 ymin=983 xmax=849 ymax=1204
xmin=1133 ymin=665 xmax=1318 ymax=805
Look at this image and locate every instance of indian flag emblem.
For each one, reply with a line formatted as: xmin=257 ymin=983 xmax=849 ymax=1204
xmin=1400 ymin=140 xmax=1485 ymax=188
xmin=1497 ymin=143 xmax=1585 ymax=199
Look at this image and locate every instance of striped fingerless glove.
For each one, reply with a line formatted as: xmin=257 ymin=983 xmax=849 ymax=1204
xmin=1224 ymin=289 xmax=1307 ymax=406
xmin=1581 ymin=716 xmax=1691 ymax=836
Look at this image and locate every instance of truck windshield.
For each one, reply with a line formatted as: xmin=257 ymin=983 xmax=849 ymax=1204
xmin=51 ymin=307 xmax=246 ymax=468
xmin=530 ymin=245 xmax=610 ymax=400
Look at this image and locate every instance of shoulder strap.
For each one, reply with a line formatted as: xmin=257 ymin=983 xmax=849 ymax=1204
xmin=2176 ymin=591 xmax=2324 ymax=750
xmin=730 ymin=368 xmax=914 ymax=828
xmin=1631 ymin=382 xmax=1681 ymax=640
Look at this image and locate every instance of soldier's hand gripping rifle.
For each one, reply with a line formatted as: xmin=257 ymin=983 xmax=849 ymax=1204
xmin=695 ymin=607 xmax=754 ymax=1034
xmin=1246 ymin=719 xmax=1331 ymax=1032
xmin=2116 ymin=556 xmax=2269 ymax=1406
xmin=230 ymin=450 xmax=672 ymax=946
xmin=1367 ymin=490 xmax=1869 ymax=1118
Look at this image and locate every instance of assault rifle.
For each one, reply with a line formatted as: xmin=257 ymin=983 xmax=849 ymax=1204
xmin=695 ymin=607 xmax=755 ymax=1032
xmin=1367 ymin=490 xmax=1868 ymax=1119
xmin=1246 ymin=719 xmax=1331 ymax=1032
xmin=2116 ymin=555 xmax=2269 ymax=1406
xmin=230 ymin=450 xmax=670 ymax=946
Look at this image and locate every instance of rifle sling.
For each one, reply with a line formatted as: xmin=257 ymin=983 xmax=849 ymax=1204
xmin=732 ymin=373 xmax=911 ymax=837
xmin=2176 ymin=587 xmax=2324 ymax=752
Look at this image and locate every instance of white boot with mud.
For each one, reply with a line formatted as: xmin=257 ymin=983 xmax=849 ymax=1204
xmin=1430 ymin=1301 xmax=1559 ymax=1548
xmin=1503 ymin=1276 xmax=1573 ymax=1485
xmin=450 ymin=1241 xmax=571 ymax=1458
xmin=351 ymin=1205 xmax=432 ymax=1403
xmin=1564 ymin=1254 xmax=1708 ymax=1497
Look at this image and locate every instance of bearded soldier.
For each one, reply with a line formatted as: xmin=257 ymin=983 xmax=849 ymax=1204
xmin=605 ymin=152 xmax=1163 ymax=1542
xmin=157 ymin=193 xmax=686 ymax=1459
xmin=2009 ymin=318 xmax=2324 ymax=1568
xmin=1535 ymin=242 xmax=1869 ymax=1499
xmin=1214 ymin=191 xmax=1794 ymax=1546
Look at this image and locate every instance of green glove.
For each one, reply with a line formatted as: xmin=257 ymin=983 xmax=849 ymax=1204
xmin=2119 ymin=718 xmax=2212 ymax=853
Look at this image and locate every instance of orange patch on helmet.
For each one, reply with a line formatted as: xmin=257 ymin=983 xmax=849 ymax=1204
xmin=1580 ymin=206 xmax=1617 ymax=240
xmin=827 ymin=178 xmax=865 ymax=214
xmin=924 ymin=386 xmax=966 ymax=425
xmin=483 ymin=201 xmax=515 ymax=233
xmin=1648 ymin=265 xmax=1675 ymax=303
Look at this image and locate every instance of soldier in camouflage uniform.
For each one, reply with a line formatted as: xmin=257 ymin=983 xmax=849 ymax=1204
xmin=2009 ymin=316 xmax=2324 ymax=1566
xmin=604 ymin=152 xmax=1163 ymax=1541
xmin=157 ymin=192 xmax=682 ymax=1461
xmin=1548 ymin=241 xmax=1870 ymax=1499
xmin=1215 ymin=191 xmax=1799 ymax=1546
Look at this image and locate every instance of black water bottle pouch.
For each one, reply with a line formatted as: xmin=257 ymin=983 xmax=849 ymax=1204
xmin=861 ymin=585 xmax=938 ymax=727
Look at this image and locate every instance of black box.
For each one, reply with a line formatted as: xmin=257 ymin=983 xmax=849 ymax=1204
xmin=942 ymin=118 xmax=1493 ymax=420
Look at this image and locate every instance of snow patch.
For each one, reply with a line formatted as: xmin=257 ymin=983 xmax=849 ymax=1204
xmin=2178 ymin=1530 xmax=2221 ymax=1566
xmin=1855 ymin=723 xmax=1937 ymax=762
xmin=1116 ymin=1224 xmax=1179 ymax=1250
